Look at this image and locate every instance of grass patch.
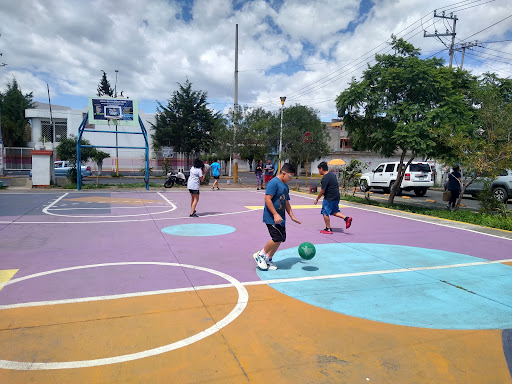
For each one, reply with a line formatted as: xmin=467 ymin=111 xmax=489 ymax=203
xmin=338 ymin=194 xmax=512 ymax=232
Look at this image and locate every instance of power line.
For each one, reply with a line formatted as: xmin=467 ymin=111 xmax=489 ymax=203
xmin=250 ymin=0 xmax=487 ymax=109
xmin=460 ymin=13 xmax=512 ymax=40
xmin=240 ymin=0 xmax=499 ymax=111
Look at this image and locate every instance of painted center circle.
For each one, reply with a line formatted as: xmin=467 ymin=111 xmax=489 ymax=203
xmin=161 ymin=224 xmax=236 ymax=236
xmin=256 ymin=243 xmax=512 ymax=330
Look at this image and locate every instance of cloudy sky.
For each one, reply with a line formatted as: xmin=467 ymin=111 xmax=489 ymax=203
xmin=1 ymin=0 xmax=511 ymax=121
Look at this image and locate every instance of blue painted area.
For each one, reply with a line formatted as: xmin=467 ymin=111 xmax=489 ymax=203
xmin=256 ymin=243 xmax=512 ymax=330
xmin=161 ymin=224 xmax=236 ymax=237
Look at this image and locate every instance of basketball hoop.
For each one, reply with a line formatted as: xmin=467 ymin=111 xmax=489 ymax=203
xmin=105 ymin=105 xmax=122 ymax=126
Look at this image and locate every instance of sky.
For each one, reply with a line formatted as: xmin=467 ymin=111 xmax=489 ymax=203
xmin=0 ymin=0 xmax=511 ymax=122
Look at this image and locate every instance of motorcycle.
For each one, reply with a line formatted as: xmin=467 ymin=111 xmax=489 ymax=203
xmin=164 ymin=171 xmax=187 ymax=188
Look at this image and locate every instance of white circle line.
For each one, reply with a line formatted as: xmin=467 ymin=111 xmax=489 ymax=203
xmin=0 ymin=262 xmax=248 ymax=371
xmin=0 ymin=208 xmax=258 ymax=225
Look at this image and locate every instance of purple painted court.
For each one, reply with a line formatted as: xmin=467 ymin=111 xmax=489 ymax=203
xmin=0 ymin=187 xmax=511 ymax=383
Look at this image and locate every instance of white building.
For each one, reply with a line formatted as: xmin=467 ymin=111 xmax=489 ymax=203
xmin=25 ymin=102 xmax=157 ymax=173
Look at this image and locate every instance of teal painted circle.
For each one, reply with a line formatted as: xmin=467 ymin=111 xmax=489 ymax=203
xmin=161 ymin=224 xmax=236 ymax=236
xmin=256 ymin=243 xmax=512 ymax=330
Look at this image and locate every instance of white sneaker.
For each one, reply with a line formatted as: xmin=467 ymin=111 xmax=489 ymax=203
xmin=264 ymin=256 xmax=277 ymax=270
xmin=253 ymin=252 xmax=268 ymax=270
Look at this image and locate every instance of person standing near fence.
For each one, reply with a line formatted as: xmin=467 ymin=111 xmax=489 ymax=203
xmin=446 ymin=166 xmax=462 ymax=210
xmin=255 ymin=160 xmax=264 ymax=190
xmin=264 ymin=159 xmax=274 ymax=186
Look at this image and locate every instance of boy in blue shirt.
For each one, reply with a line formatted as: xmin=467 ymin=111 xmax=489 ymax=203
xmin=210 ymin=159 xmax=221 ymax=190
xmin=253 ymin=163 xmax=302 ymax=270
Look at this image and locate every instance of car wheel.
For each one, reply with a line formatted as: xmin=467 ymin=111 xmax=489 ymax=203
xmin=414 ymin=188 xmax=427 ymax=197
xmin=359 ymin=180 xmax=369 ymax=192
xmin=492 ymin=187 xmax=508 ymax=203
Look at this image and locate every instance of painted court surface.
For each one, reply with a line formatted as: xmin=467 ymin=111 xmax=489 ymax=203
xmin=0 ymin=188 xmax=511 ymax=383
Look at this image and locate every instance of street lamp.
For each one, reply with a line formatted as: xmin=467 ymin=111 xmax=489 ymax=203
xmin=278 ymin=96 xmax=286 ymax=173
xmin=114 ymin=70 xmax=119 ymax=98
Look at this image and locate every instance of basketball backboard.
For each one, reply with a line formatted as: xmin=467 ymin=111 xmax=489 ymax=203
xmin=88 ymin=97 xmax=138 ymax=126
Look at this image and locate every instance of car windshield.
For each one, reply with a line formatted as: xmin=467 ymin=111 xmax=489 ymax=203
xmin=410 ymin=164 xmax=431 ymax=173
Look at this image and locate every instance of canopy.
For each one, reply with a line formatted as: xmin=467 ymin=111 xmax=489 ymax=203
xmin=327 ymin=159 xmax=346 ymax=166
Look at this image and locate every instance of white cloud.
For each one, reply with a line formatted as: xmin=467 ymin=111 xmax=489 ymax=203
xmin=0 ymin=0 xmax=511 ymax=120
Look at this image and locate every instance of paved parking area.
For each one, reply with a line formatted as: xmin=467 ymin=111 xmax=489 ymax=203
xmin=0 ymin=188 xmax=511 ymax=383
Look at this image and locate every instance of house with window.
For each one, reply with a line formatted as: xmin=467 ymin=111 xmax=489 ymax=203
xmin=23 ymin=102 xmax=157 ymax=173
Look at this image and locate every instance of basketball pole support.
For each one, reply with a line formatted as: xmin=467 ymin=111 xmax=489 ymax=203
xmin=77 ymin=113 xmax=150 ymax=190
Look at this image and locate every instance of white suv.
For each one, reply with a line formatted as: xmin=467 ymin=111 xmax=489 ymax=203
xmin=360 ymin=161 xmax=434 ymax=196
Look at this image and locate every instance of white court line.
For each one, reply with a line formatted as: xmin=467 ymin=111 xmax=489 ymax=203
xmin=0 ymin=262 xmax=248 ymax=370
xmin=290 ymin=192 xmax=512 ymax=242
xmin=2 ymin=257 xmax=511 ymax=311
xmin=0 ymin=209 xmax=257 ymax=224
xmin=41 ymin=192 xmax=177 ymax=218
xmin=49 ymin=205 xmax=170 ymax=211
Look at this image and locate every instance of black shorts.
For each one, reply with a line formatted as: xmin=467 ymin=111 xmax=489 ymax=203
xmin=213 ymin=176 xmax=220 ymax=180
xmin=266 ymin=224 xmax=286 ymax=243
xmin=189 ymin=189 xmax=200 ymax=194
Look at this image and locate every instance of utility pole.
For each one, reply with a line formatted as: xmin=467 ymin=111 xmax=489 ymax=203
xmin=233 ymin=24 xmax=239 ymax=183
xmin=456 ymin=41 xmax=481 ymax=69
xmin=0 ymin=33 xmax=6 ymax=177
xmin=424 ymin=10 xmax=458 ymax=68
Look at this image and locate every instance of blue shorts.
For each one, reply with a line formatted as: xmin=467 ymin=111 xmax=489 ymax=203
xmin=321 ymin=199 xmax=340 ymax=216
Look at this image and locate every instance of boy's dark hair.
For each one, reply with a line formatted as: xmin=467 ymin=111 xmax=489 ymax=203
xmin=453 ymin=166 xmax=460 ymax=172
xmin=194 ymin=158 xmax=204 ymax=169
xmin=281 ymin=163 xmax=296 ymax=174
xmin=318 ymin=161 xmax=328 ymax=171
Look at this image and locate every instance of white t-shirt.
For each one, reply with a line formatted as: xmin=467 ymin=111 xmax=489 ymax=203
xmin=187 ymin=167 xmax=203 ymax=190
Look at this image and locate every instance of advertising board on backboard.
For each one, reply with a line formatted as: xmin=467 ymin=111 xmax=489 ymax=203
xmin=88 ymin=97 xmax=139 ymax=126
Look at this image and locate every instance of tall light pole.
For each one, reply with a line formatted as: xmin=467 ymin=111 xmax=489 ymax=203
xmin=114 ymin=69 xmax=119 ymax=97
xmin=278 ymin=96 xmax=286 ymax=173
xmin=114 ymin=70 xmax=119 ymax=175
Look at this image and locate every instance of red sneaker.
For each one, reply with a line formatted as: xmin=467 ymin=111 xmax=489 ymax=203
xmin=345 ymin=217 xmax=352 ymax=229
xmin=320 ymin=229 xmax=333 ymax=234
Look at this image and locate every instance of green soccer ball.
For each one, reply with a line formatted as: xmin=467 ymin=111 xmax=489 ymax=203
xmin=298 ymin=242 xmax=316 ymax=260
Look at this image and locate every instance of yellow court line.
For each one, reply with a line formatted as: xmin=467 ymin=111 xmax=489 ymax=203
xmin=0 ymin=270 xmax=18 ymax=292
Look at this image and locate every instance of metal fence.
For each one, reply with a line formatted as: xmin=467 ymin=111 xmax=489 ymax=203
xmin=3 ymin=147 xmax=32 ymax=170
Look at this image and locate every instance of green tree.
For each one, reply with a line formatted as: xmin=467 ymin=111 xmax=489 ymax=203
xmin=151 ymin=80 xmax=218 ymax=162
xmin=234 ymin=106 xmax=274 ymax=170
xmin=91 ymin=149 xmax=110 ymax=176
xmin=210 ymin=114 xmax=232 ymax=174
xmin=97 ymin=71 xmax=113 ymax=97
xmin=336 ymin=36 xmax=472 ymax=204
xmin=0 ymin=78 xmax=35 ymax=147
xmin=279 ymin=104 xmax=330 ymax=172
xmin=439 ymin=74 xmax=512 ymax=209
xmin=56 ymin=134 xmax=96 ymax=181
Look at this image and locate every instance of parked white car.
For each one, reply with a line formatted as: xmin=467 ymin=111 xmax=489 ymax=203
xmin=360 ymin=161 xmax=434 ymax=196
xmin=30 ymin=161 xmax=92 ymax=178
